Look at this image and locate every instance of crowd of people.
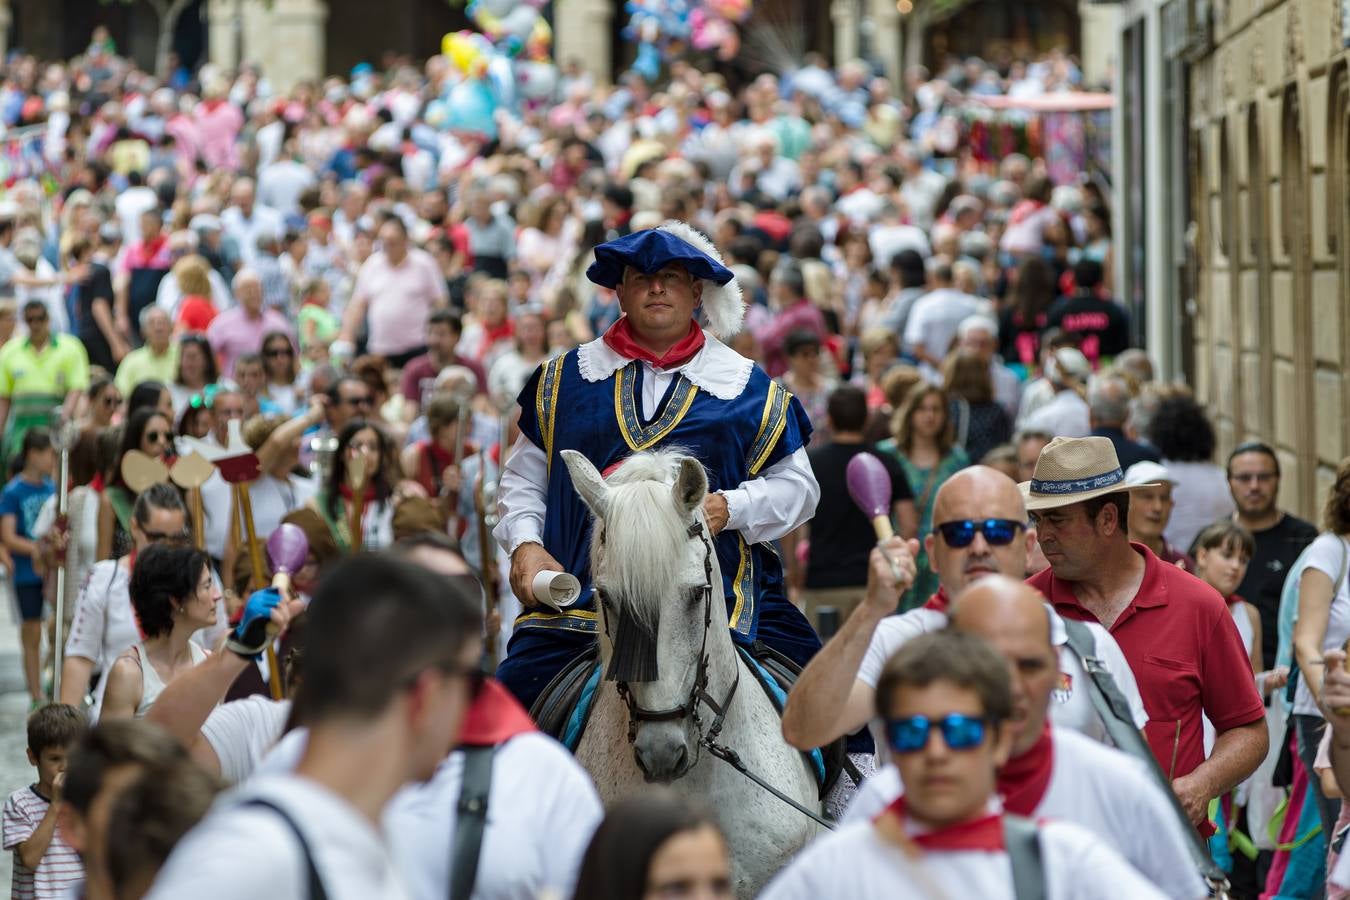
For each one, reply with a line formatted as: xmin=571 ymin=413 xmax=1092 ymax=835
xmin=0 ymin=25 xmax=1342 ymax=900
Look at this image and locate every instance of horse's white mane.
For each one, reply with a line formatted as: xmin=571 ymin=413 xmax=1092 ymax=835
xmin=593 ymin=449 xmax=702 ymax=632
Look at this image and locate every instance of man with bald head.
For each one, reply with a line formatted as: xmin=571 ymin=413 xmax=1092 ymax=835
xmin=783 ymin=465 xmax=1144 ymax=752
xmin=842 ymin=576 xmax=1205 ymax=899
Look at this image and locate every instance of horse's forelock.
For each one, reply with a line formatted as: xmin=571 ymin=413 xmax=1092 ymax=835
xmin=592 ymin=450 xmax=700 ymax=635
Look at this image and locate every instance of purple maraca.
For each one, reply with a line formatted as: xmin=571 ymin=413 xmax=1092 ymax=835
xmin=266 ymin=523 xmax=309 ymax=593
xmin=846 ymin=452 xmax=904 ymax=581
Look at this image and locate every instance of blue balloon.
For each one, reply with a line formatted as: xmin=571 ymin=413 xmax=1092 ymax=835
xmin=444 ymin=78 xmax=498 ymax=138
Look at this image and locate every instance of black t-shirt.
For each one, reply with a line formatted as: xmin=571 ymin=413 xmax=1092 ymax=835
xmin=1045 ymin=293 xmax=1131 ymax=363
xmin=1236 ymin=513 xmax=1319 ymax=667
xmin=805 ymin=442 xmax=913 ymax=589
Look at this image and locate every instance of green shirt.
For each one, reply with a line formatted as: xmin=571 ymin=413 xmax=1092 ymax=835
xmin=114 ymin=343 xmax=179 ymax=396
xmin=0 ymin=334 xmax=89 ymax=399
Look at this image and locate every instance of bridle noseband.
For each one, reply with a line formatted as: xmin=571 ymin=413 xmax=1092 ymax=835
xmin=604 ymin=520 xmax=740 ymax=754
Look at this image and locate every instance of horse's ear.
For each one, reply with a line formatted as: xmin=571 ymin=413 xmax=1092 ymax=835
xmin=672 ymin=456 xmax=708 ymax=515
xmin=562 ymin=449 xmax=610 ymax=519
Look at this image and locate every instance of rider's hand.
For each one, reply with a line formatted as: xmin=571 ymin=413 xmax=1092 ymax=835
xmin=703 ymin=493 xmax=729 ymax=535
xmin=440 ymin=464 xmax=462 ymax=495
xmin=863 ymin=536 xmax=919 ymax=615
xmin=510 ymin=541 xmax=565 ymax=608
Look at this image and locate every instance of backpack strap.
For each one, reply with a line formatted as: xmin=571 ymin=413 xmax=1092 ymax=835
xmin=1003 ymin=814 xmax=1045 ymax=900
xmin=449 ymin=746 xmax=495 ymax=900
xmin=240 ymin=797 xmax=329 ymax=900
xmin=1060 ymin=618 xmax=1229 ymax=889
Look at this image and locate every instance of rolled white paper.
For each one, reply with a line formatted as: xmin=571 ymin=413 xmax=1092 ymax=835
xmin=532 ymin=570 xmax=582 ymax=609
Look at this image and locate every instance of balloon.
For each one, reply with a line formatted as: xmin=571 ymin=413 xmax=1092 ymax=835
xmin=444 ymin=78 xmax=498 ymax=138
xmin=442 ymin=32 xmax=483 ymax=77
xmin=497 ymin=6 xmax=539 ymax=42
xmin=266 ymin=523 xmax=309 ymax=575
xmin=517 ymin=60 xmax=558 ymax=101
xmin=487 ymin=54 xmax=517 ymax=108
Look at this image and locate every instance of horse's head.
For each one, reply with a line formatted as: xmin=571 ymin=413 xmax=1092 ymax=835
xmin=562 ymin=448 xmax=730 ymax=782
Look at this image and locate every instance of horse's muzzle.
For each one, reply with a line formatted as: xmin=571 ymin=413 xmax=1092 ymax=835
xmin=634 ymin=724 xmax=693 ymax=782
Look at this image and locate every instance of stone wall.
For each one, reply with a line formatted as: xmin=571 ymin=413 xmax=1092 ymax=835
xmin=1187 ymin=0 xmax=1348 ymax=518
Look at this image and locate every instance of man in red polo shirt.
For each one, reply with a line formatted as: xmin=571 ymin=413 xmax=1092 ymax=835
xmin=1024 ymin=436 xmax=1267 ymax=829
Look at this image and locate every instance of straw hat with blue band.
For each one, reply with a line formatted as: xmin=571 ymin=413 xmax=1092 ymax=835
xmin=586 ymin=220 xmax=745 ymax=339
xmin=1019 ymin=436 xmax=1164 ymax=511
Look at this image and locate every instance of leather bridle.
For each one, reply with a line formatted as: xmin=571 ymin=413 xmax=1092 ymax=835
xmin=602 ymin=520 xmax=740 ymax=755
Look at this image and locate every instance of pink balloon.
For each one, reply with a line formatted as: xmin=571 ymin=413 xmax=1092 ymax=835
xmin=266 ymin=523 xmax=309 ymax=575
xmin=846 ymin=452 xmax=892 ymax=519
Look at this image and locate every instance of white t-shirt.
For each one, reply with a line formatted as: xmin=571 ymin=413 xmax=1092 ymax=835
xmin=1294 ymin=534 xmax=1350 ymax=715
xmin=202 ymin=696 xmax=293 ymax=784
xmin=759 ymin=813 xmax=1167 ymax=900
xmin=841 ymin=729 xmax=1205 ymax=900
xmin=244 ymin=474 xmax=318 ymax=545
xmin=857 ymin=608 xmax=1149 ymax=746
xmin=903 ymin=288 xmax=986 ymax=363
xmin=1021 ymin=389 xmax=1091 ymax=439
xmin=64 ymin=561 xmax=136 ymax=714
xmin=148 ymin=775 xmax=408 ymax=900
xmin=258 ymin=729 xmax=601 ymax=900
xmin=386 ymin=732 xmax=602 ymax=900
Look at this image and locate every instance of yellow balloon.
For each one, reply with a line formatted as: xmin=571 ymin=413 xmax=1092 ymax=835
xmin=442 ymin=32 xmax=481 ymax=75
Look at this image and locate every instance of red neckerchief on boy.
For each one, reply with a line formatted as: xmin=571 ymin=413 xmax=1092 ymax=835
xmin=878 ymin=795 xmax=1004 ymax=852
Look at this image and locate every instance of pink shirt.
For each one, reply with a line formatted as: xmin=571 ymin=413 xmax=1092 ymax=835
xmin=193 ymin=100 xmax=243 ymax=170
xmin=206 ymin=307 xmax=293 ymax=376
xmin=353 ymin=248 xmax=448 ymax=356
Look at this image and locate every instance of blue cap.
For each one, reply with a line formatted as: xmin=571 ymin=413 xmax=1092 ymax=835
xmin=587 ymin=228 xmax=734 ymax=290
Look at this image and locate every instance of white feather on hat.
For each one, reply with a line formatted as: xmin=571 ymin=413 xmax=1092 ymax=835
xmin=655 ymin=219 xmax=745 ymax=338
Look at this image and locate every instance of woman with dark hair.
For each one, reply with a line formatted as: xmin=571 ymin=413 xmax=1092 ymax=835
xmin=83 ymin=375 xmax=122 ymax=429
xmin=1148 ymin=393 xmax=1235 ymax=552
xmin=943 ymin=349 xmax=1011 ymax=464
xmin=170 ymin=333 xmax=219 ymax=418
xmin=97 ymin=407 xmax=175 ymax=560
xmin=127 ymin=380 xmax=174 ymax=422
xmin=572 ymin=788 xmax=732 ymax=900
xmin=877 ymin=384 xmax=968 ymax=609
xmin=260 ymin=330 xmax=300 ymax=415
xmin=101 ymin=543 xmax=217 ymax=719
xmin=998 ymin=256 xmax=1057 ymax=369
xmin=309 ymin=418 xmax=401 ymax=551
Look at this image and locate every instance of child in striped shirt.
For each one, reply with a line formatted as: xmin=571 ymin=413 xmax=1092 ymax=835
xmin=3 ymin=704 xmax=86 ymax=899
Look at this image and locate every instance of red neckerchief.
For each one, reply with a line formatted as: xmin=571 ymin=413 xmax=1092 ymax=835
xmin=602 ymin=317 xmax=706 ymax=370
xmin=1225 ymin=591 xmax=1246 ymax=608
xmin=338 ymin=484 xmax=376 ymax=502
xmin=922 ymin=587 xmax=950 ymax=612
xmin=479 ymin=319 xmax=514 ymax=359
xmin=1009 ymin=199 xmax=1044 ymax=226
xmin=90 ymin=472 xmax=106 ymax=494
xmin=458 ymin=679 xmax=537 ymax=747
xmin=997 ymin=723 xmax=1055 ymax=816
xmin=878 ymin=795 xmax=1004 ymax=852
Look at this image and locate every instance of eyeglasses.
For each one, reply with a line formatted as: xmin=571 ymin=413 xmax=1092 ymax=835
xmin=935 ymin=518 xmax=1024 ymax=548
xmin=145 ymin=430 xmax=171 ymax=443
xmin=341 ymin=394 xmax=373 ymax=408
xmin=885 ymin=713 xmax=990 ymax=754
xmin=265 ymin=346 xmax=294 ymax=358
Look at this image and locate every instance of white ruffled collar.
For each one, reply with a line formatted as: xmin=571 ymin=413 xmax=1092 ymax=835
xmin=576 ymin=330 xmax=754 ymax=401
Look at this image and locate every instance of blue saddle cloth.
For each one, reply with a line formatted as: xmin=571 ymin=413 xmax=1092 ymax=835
xmin=556 ymin=646 xmax=827 ymax=789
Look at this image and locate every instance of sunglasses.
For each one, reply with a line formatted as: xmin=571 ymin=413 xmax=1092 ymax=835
xmin=265 ymin=346 xmax=294 ymax=358
xmin=24 ymin=315 xmax=46 ymax=324
xmin=341 ymin=394 xmax=373 ymax=407
xmin=886 ymin=713 xmax=990 ymax=754
xmin=145 ymin=430 xmax=171 ymax=443
xmin=935 ymin=518 xmax=1024 ymax=548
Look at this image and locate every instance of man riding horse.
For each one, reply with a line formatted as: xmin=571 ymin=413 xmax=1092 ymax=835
xmin=494 ymin=221 xmax=823 ymax=713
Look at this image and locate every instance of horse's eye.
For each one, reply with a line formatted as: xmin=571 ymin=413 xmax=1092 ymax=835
xmin=684 ymin=586 xmax=704 ymax=606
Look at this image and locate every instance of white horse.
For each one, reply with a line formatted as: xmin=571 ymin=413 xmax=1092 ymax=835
xmin=562 ymin=448 xmax=821 ymax=897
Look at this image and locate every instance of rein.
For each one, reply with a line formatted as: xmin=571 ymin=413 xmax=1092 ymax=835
xmin=602 ymin=519 xmax=833 ymax=831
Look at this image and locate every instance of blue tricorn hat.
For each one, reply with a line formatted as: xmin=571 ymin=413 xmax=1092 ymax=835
xmin=586 ymin=220 xmax=745 ymax=338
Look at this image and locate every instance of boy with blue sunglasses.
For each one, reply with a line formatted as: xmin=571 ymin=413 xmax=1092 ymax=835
xmin=762 ymin=630 xmax=1167 ymax=900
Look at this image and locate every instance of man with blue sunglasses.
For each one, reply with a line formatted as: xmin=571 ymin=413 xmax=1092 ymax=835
xmin=784 ymin=466 xmax=1145 ymax=756
xmin=841 ymin=577 xmax=1205 ymax=898
xmin=763 ymin=630 xmax=1168 ymax=900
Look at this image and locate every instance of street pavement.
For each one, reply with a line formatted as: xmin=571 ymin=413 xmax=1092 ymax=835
xmin=0 ymin=595 xmax=45 ymax=890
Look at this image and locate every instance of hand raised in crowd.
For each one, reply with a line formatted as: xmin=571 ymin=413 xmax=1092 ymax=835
xmin=864 ymin=535 xmax=919 ymax=613
xmin=509 ymin=541 xmax=566 ymax=608
xmin=1319 ymin=648 xmax=1350 ymax=737
xmin=225 ymin=587 xmax=306 ymax=661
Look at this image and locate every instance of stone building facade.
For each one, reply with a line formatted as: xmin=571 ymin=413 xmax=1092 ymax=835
xmin=1116 ymin=0 xmax=1349 ymax=519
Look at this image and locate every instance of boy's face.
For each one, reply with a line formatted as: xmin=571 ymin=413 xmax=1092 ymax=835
xmin=27 ymin=744 xmax=69 ymax=790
